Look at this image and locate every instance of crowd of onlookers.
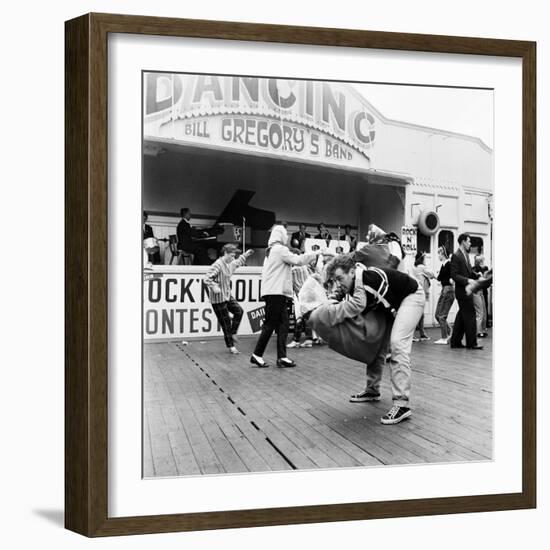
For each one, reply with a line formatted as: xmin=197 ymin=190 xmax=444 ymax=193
xmin=412 ymin=235 xmax=491 ymax=349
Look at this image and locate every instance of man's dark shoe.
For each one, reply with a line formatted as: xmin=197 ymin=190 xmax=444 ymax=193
xmin=450 ymin=343 xmax=465 ymax=349
xmin=467 ymin=344 xmax=484 ymax=350
xmin=381 ymin=405 xmax=412 ymax=425
xmin=350 ymin=389 xmax=381 ymax=403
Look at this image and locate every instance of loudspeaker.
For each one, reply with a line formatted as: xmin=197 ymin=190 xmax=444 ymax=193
xmin=418 ymin=210 xmax=440 ymax=236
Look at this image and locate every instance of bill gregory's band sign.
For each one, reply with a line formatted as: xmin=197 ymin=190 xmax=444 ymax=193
xmin=144 ymin=74 xmax=377 ymax=170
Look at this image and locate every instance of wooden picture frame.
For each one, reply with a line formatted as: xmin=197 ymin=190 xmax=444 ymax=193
xmin=65 ymin=12 xmax=536 ymax=537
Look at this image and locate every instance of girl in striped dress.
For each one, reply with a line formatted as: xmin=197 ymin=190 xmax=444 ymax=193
xmin=204 ymin=244 xmax=254 ymax=354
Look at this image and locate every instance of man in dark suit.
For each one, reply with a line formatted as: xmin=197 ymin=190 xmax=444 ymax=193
xmin=290 ymin=224 xmax=311 ymax=250
xmin=450 ymin=233 xmax=482 ymax=349
xmin=177 ymin=207 xmax=209 ymax=265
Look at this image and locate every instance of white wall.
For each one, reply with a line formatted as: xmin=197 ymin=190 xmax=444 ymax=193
xmin=375 ymin=121 xmax=494 ymax=192
xmin=1 ymin=1 xmax=546 ymax=550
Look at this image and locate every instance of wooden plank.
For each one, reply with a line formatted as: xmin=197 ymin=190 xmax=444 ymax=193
xmin=205 ymin=353 xmax=400 ymax=466
xmin=142 ymin=410 xmax=155 ymax=477
xmin=167 ymin=431 xmax=202 ymax=476
xmin=203 ymin=378 xmax=297 ymax=471
xmin=161 ymin=405 xmax=202 ymax=476
xmin=147 ymin=404 xmax=178 ymax=476
xmin=143 ymin=335 xmax=494 ymax=475
xmin=239 ymin=353 xmax=488 ymax=464
xmin=185 ymin=392 xmax=249 ymax=474
xmin=204 ymin=350 xmax=452 ymax=466
xmin=226 ymin=366 xmax=383 ymax=467
xmin=173 ymin=399 xmax=224 ymax=475
xmin=202 ymin=396 xmax=273 ymax=472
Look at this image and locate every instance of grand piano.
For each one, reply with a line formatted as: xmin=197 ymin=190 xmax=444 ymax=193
xmin=198 ymin=189 xmax=276 ymax=250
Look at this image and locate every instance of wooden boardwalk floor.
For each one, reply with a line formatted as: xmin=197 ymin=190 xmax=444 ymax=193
xmin=143 ymin=328 xmax=493 ymax=477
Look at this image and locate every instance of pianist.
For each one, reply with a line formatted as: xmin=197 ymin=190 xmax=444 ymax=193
xmin=177 ymin=207 xmax=209 ymax=265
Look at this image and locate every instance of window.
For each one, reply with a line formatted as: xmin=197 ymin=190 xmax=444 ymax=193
xmin=438 ymin=230 xmax=454 ymax=256
xmin=417 ymin=232 xmax=431 ymax=254
xmin=470 ymin=236 xmax=484 ymax=256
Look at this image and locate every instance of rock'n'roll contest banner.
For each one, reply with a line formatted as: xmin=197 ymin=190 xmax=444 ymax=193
xmin=143 ymin=267 xmax=265 ymax=340
xmin=144 ymin=74 xmax=376 ymax=170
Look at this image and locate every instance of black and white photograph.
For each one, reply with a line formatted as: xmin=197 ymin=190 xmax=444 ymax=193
xmin=142 ymin=72 xmax=494 ymax=478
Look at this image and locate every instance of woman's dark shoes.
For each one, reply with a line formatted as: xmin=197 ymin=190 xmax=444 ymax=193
xmin=276 ymin=358 xmax=296 ymax=368
xmin=250 ymin=355 xmax=269 ymax=368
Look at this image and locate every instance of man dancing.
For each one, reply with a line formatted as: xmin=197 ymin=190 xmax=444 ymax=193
xmin=204 ymin=244 xmax=254 ymax=354
xmin=449 ymin=233 xmax=482 ymax=350
xmin=323 ymin=254 xmax=425 ymax=424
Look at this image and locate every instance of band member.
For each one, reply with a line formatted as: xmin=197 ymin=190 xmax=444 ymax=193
xmin=176 ymin=207 xmax=209 ymax=265
xmin=343 ymin=224 xmax=358 ymax=251
xmin=326 ymin=253 xmax=425 ymax=425
xmin=290 ymin=224 xmax=311 ymax=251
xmin=204 ymin=244 xmax=254 ymax=354
xmin=251 ymin=225 xmax=321 ymax=368
xmin=450 ymin=233 xmax=482 ymax=349
xmin=315 ymin=223 xmax=332 ymax=244
xmin=143 ymin=211 xmax=154 ymax=239
xmin=143 ymin=211 xmax=161 ymax=264
xmin=433 ymin=246 xmax=455 ymax=344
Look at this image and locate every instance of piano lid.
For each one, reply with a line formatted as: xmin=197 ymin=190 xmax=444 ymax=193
xmin=215 ymin=189 xmax=275 ymax=231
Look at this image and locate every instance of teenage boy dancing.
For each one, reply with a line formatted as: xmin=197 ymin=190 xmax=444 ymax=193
xmin=204 ymin=244 xmax=254 ymax=354
xmin=325 ymin=254 xmax=425 ymax=425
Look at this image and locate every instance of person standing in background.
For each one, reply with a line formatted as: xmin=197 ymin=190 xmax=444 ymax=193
xmin=472 ymin=254 xmax=489 ymax=338
xmin=433 ymin=246 xmax=455 ymax=344
xmin=412 ymin=251 xmax=433 ymax=341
